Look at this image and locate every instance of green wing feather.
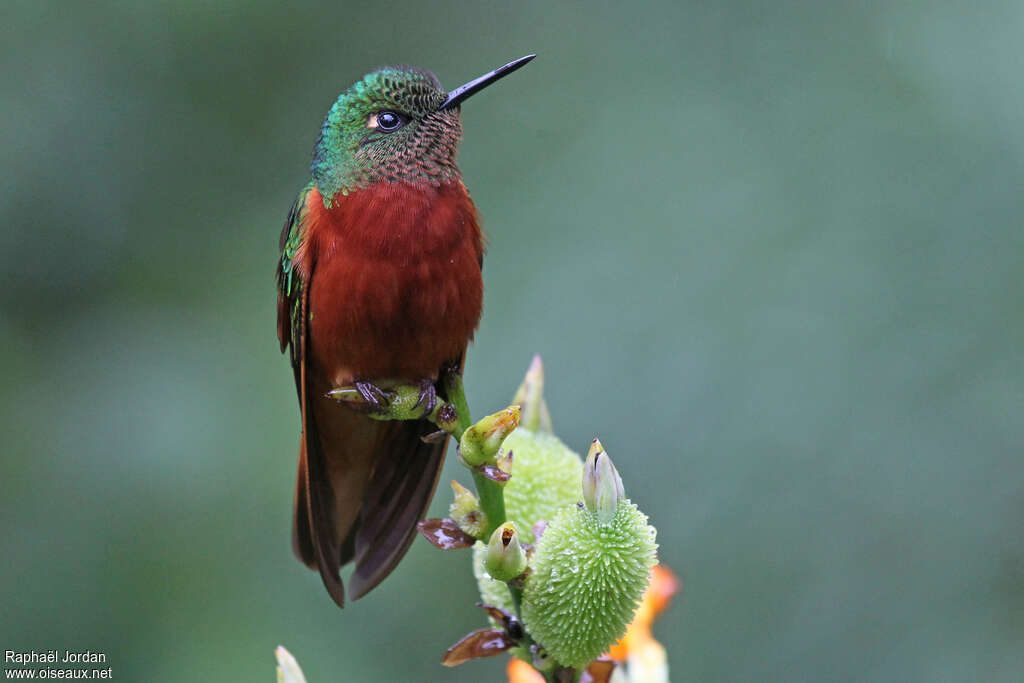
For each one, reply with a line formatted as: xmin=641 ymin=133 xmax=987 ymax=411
xmin=276 ymin=184 xmax=314 ymax=387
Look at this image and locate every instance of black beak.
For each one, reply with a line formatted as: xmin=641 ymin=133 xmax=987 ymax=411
xmin=438 ymin=54 xmax=536 ymax=111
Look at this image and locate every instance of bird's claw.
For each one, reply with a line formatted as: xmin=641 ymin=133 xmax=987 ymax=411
xmin=412 ymin=379 xmax=438 ymax=416
xmin=354 ymin=380 xmax=396 ymax=413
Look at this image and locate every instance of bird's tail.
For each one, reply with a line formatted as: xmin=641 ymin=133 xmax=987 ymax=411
xmin=292 ymin=388 xmax=448 ymax=606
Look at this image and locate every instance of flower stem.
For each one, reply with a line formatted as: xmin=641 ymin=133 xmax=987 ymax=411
xmin=443 ymin=368 xmax=473 ymax=439
xmin=443 ymin=372 xmax=511 ymax=540
xmin=471 ymin=470 xmax=508 ymax=539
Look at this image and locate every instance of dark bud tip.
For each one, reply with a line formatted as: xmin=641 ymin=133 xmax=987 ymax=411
xmin=476 ymin=463 xmax=512 ymax=483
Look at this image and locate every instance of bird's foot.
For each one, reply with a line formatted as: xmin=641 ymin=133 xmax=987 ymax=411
xmin=327 ymin=379 xmax=443 ymax=422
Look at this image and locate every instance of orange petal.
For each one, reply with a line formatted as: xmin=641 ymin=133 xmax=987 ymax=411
xmin=507 ymin=658 xmax=545 ymax=683
xmin=648 ymin=564 xmax=681 ymax=616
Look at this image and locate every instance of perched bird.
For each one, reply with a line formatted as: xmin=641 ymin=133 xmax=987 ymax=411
xmin=276 ymin=56 xmax=534 ymax=607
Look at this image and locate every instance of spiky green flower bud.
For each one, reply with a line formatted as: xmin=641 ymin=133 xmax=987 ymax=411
xmin=449 ymin=480 xmax=487 ymax=538
xmin=484 ymin=522 xmax=528 ymax=581
xmin=521 ymin=458 xmax=658 ymax=669
xmin=472 ymin=429 xmax=584 ymax=613
xmin=459 ymin=405 xmax=521 ymax=467
xmin=472 ymin=358 xmax=584 ymax=609
xmin=583 ymin=438 xmax=624 ymax=523
xmin=500 ymin=429 xmax=583 ymax=543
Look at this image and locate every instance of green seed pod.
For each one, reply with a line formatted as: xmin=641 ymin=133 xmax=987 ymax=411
xmin=500 ymin=429 xmax=583 ymax=543
xmin=520 ymin=497 xmax=658 ymax=669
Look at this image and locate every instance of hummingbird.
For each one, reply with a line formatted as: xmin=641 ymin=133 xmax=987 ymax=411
xmin=276 ymin=55 xmax=535 ymax=607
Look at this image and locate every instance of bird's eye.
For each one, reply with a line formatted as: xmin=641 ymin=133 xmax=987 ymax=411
xmin=376 ymin=111 xmax=405 ymax=131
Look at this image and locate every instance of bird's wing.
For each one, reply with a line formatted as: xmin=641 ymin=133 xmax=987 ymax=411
xmin=277 ymin=184 xmax=312 ymax=384
xmin=276 ymin=185 xmax=347 ymax=607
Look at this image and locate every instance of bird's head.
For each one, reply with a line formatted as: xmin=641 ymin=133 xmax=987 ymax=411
xmin=312 ymin=56 xmax=534 ymax=203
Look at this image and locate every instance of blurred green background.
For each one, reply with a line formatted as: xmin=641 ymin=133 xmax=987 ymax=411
xmin=3 ymin=1 xmax=1023 ymax=681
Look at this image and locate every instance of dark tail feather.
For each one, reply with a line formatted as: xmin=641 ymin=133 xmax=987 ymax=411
xmin=300 ymin=406 xmax=347 ymax=608
xmin=292 ymin=437 xmax=359 ymax=569
xmin=294 ymin=388 xmax=382 ymax=608
xmin=348 ymin=418 xmax=449 ymax=600
xmin=297 ymin=382 xmax=444 ymax=607
xmin=291 ymin=440 xmax=316 ymax=566
xmin=292 ymin=362 xmax=455 ymax=605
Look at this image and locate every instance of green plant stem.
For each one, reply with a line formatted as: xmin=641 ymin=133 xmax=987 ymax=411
xmin=470 ymin=470 xmax=507 ymax=539
xmin=442 ymin=372 xmax=510 ymax=540
xmin=509 ymin=584 xmax=523 ymax=615
xmin=445 ymin=378 xmax=548 ymax=666
xmin=443 ymin=369 xmax=473 ymax=438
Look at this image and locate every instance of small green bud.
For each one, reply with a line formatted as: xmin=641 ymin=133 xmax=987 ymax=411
xmin=521 ymin=495 xmax=658 ymax=669
xmin=448 ymin=481 xmax=487 ymax=538
xmin=473 ymin=542 xmax=516 ymax=614
xmin=484 ymin=522 xmax=528 ymax=582
xmin=583 ymin=439 xmax=624 ymax=523
xmin=459 ymin=405 xmax=521 ymax=467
